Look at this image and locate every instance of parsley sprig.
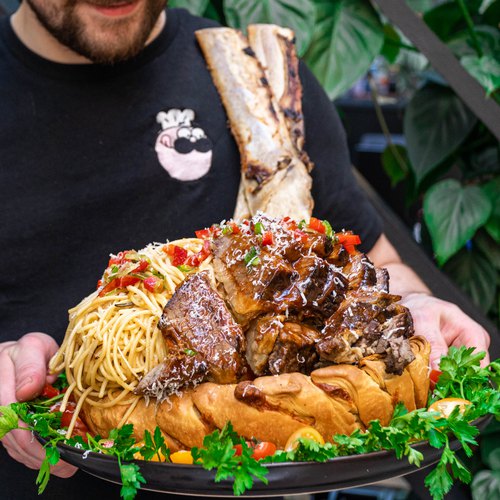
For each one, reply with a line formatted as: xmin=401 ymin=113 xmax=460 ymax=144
xmin=191 ymin=422 xmax=269 ymax=495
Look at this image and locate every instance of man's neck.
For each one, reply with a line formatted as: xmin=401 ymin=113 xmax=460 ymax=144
xmin=10 ymin=3 xmax=166 ymax=64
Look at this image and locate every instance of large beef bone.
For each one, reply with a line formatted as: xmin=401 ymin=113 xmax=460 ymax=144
xmin=247 ymin=24 xmax=313 ymax=173
xmin=195 ymin=26 xmax=314 ymax=221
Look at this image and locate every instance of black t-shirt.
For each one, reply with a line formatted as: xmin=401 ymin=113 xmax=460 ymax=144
xmin=0 ymin=8 xmax=382 ymax=498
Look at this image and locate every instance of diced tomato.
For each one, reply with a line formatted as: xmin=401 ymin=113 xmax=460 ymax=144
xmin=336 ymin=233 xmax=361 ymax=255
xmin=195 ymin=228 xmax=211 ymax=240
xmin=429 ymin=369 xmax=442 ymax=390
xmin=164 ymin=245 xmax=188 ymax=266
xmin=108 ymin=251 xmax=125 ymax=267
xmin=336 ymin=233 xmax=361 ymax=245
xmin=281 ymin=217 xmax=298 ymax=231
xmin=185 ymin=240 xmax=211 ymax=267
xmin=41 ymin=383 xmax=60 ymax=399
xmin=132 ymin=260 xmax=149 ymax=273
xmin=293 ymin=230 xmax=309 ymax=243
xmin=98 ymin=276 xmax=140 ymax=297
xmin=227 ymin=221 xmax=240 ymax=235
xmin=251 ymin=442 xmax=277 ymax=460
xmin=308 ymin=217 xmax=326 ymax=234
xmin=233 ymin=441 xmax=253 ymax=457
xmin=118 ymin=276 xmax=140 ymax=288
xmin=50 ymin=401 xmax=90 ymax=441
xmin=143 ymin=276 xmax=164 ymax=293
xmin=261 ymin=231 xmax=274 ymax=246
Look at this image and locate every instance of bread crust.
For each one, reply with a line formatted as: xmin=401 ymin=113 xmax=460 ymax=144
xmin=82 ymin=336 xmax=430 ymax=449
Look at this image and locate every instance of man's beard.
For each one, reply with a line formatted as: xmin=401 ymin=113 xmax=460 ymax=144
xmin=25 ymin=0 xmax=167 ymax=64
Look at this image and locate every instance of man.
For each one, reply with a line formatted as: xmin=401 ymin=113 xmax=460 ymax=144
xmin=0 ymin=1 xmax=490 ymax=498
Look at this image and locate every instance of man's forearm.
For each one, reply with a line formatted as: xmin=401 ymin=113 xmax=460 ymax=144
xmin=366 ymin=233 xmax=431 ymax=297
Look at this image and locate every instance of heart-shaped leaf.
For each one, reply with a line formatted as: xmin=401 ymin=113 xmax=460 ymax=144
xmin=303 ymin=0 xmax=383 ymax=100
xmin=461 ymin=55 xmax=500 ymax=95
xmin=443 ymin=247 xmax=497 ymax=313
xmin=471 ymin=470 xmax=500 ymax=500
xmin=223 ymin=0 xmax=316 ymax=56
xmin=169 ymin=0 xmax=210 ymax=16
xmin=404 ymin=86 xmax=477 ymax=187
xmin=423 ymin=179 xmax=492 ymax=264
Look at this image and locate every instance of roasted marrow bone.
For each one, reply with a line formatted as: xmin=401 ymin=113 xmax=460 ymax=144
xmin=195 ymin=27 xmax=313 ymax=221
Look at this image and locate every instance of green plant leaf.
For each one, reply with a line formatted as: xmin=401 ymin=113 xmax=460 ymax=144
xmin=303 ymin=0 xmax=384 ymax=99
xmin=448 ymin=25 xmax=500 ymax=58
xmin=423 ymin=2 xmax=469 ymax=42
xmin=380 ymin=24 xmax=401 ymax=64
xmin=482 ymin=177 xmax=500 ymax=242
xmin=222 ymin=0 xmax=316 ymax=56
xmin=482 ymin=0 xmax=500 ymax=28
xmin=404 ymin=0 xmax=436 ymax=13
xmin=443 ymin=247 xmax=497 ymax=313
xmin=461 ymin=55 xmax=500 ymax=95
xmin=474 ymin=230 xmax=500 ymax=270
xmin=381 ymin=144 xmax=410 ymax=186
xmin=423 ymin=179 xmax=492 ymax=264
xmin=471 ymin=470 xmax=500 ymax=500
xmin=404 ymin=86 xmax=477 ymax=187
xmin=169 ymin=0 xmax=210 ymax=16
xmin=470 ymin=147 xmax=500 ymax=177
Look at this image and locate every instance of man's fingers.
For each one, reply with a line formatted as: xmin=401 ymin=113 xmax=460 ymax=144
xmin=9 ymin=333 xmax=59 ymax=401
xmin=425 ymin=331 xmax=449 ymax=369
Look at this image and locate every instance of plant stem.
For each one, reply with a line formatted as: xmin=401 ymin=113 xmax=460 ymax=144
xmin=456 ymin=0 xmax=483 ymax=57
xmin=368 ymin=76 xmax=409 ymax=177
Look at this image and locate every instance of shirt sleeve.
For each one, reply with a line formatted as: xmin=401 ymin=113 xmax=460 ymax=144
xmin=300 ymin=61 xmax=383 ymax=253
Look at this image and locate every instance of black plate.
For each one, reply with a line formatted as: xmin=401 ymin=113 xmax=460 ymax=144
xmin=39 ymin=415 xmax=491 ymax=497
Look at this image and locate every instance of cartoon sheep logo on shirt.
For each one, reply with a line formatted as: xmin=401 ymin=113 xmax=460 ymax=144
xmin=155 ymin=108 xmax=213 ymax=181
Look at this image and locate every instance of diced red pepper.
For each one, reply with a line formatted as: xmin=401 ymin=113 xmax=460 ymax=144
xmin=108 ymin=252 xmax=125 ymax=267
xmin=98 ymin=276 xmax=140 ymax=297
xmin=119 ymin=276 xmax=141 ymax=288
xmin=195 ymin=228 xmax=211 ymax=239
xmin=227 ymin=221 xmax=240 ymax=235
xmin=51 ymin=401 xmax=90 ymax=442
xmin=309 ymin=217 xmax=326 ymax=234
xmin=281 ymin=217 xmax=298 ymax=231
xmin=164 ymin=245 xmax=188 ymax=266
xmin=41 ymin=383 xmax=60 ymax=399
xmin=131 ymin=260 xmax=149 ymax=273
xmin=261 ymin=231 xmax=274 ymax=246
xmin=429 ymin=369 xmax=442 ymax=390
xmin=336 ymin=233 xmax=361 ymax=255
xmin=293 ymin=230 xmax=309 ymax=243
xmin=185 ymin=240 xmax=211 ymax=267
xmin=143 ymin=276 xmax=164 ymax=293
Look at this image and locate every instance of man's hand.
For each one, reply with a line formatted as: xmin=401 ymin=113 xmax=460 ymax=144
xmin=368 ymin=234 xmax=492 ymax=368
xmin=0 ymin=332 xmax=76 ymax=477
xmin=400 ymin=293 xmax=491 ymax=368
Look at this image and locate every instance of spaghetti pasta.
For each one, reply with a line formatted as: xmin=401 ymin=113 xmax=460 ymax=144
xmin=49 ymin=238 xmax=211 ymax=432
